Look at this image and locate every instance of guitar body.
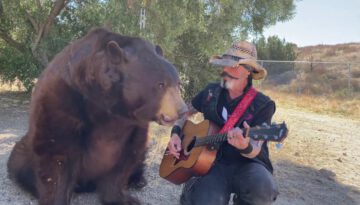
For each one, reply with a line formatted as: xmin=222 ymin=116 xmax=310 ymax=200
xmin=159 ymin=120 xmax=288 ymax=185
xmin=159 ymin=120 xmax=220 ymax=185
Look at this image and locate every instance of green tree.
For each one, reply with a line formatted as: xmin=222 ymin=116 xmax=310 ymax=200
xmin=255 ymin=35 xmax=297 ymax=60
xmin=138 ymin=0 xmax=297 ymax=100
xmin=0 ymin=0 xmax=297 ymax=95
xmin=0 ymin=0 xmax=76 ymax=90
xmin=254 ymin=35 xmax=297 ymax=76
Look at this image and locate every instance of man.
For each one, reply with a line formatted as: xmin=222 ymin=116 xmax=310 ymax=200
xmin=167 ymin=41 xmax=279 ymax=205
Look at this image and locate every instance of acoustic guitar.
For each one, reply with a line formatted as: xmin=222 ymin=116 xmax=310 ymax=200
xmin=159 ymin=120 xmax=288 ymax=184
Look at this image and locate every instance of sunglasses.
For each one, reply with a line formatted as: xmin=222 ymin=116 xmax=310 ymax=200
xmin=220 ymin=71 xmax=239 ymax=80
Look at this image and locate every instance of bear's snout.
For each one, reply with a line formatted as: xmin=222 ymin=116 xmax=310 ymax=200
xmin=156 ymin=87 xmax=187 ymax=126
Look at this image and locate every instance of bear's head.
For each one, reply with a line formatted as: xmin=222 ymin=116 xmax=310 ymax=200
xmin=71 ymin=28 xmax=187 ymax=126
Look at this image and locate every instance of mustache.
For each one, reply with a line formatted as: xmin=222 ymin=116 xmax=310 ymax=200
xmin=220 ymin=71 xmax=239 ymax=80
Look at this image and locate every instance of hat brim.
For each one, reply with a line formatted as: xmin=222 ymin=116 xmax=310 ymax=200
xmin=209 ymin=55 xmax=267 ymax=80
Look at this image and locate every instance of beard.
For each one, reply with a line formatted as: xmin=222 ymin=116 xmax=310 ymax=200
xmin=220 ymin=78 xmax=234 ymax=90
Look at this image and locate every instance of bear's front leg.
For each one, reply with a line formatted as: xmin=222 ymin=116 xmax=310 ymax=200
xmin=97 ymin=125 xmax=148 ymax=205
xmin=35 ymin=155 xmax=79 ymax=205
xmin=98 ymin=172 xmax=141 ymax=205
xmin=127 ymin=159 xmax=147 ymax=190
xmin=97 ymin=149 xmax=144 ymax=205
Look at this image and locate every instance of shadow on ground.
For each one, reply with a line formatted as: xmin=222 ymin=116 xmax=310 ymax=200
xmin=273 ymin=160 xmax=360 ymax=205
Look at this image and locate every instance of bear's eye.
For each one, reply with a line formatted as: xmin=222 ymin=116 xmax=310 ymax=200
xmin=158 ymin=82 xmax=165 ymax=89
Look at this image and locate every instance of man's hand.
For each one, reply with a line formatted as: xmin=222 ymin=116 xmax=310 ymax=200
xmin=167 ymin=134 xmax=182 ymax=159
xmin=227 ymin=121 xmax=250 ymax=150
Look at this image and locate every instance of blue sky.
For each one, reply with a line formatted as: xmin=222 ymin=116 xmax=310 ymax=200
xmin=263 ymin=0 xmax=360 ymax=47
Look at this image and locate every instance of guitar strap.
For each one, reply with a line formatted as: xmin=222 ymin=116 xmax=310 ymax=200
xmin=219 ymin=87 xmax=258 ymax=134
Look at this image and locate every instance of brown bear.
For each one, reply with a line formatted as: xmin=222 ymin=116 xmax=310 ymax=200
xmin=7 ymin=28 xmax=187 ymax=205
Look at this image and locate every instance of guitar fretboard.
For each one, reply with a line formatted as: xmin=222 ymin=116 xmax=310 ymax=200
xmin=194 ymin=133 xmax=228 ymax=147
xmin=192 ymin=124 xmax=287 ymax=147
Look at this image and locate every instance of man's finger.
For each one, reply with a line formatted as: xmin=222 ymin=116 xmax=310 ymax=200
xmin=243 ymin=121 xmax=250 ymax=128
xmin=169 ymin=150 xmax=180 ymax=158
xmin=176 ymin=143 xmax=182 ymax=151
xmin=170 ymin=143 xmax=178 ymax=152
xmin=227 ymin=130 xmax=234 ymax=139
xmin=243 ymin=121 xmax=250 ymax=137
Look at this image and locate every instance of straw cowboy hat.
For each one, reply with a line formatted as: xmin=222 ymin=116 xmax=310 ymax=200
xmin=209 ymin=41 xmax=267 ymax=80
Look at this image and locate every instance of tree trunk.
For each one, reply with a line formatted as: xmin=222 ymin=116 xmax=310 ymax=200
xmin=29 ymin=0 xmax=68 ymax=68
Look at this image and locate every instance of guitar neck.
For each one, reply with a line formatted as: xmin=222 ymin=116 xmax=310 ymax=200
xmin=194 ymin=128 xmax=254 ymax=147
xmin=193 ymin=129 xmax=244 ymax=147
xmin=193 ymin=124 xmax=287 ymax=147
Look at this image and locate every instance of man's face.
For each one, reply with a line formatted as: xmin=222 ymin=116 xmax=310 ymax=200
xmin=220 ymin=66 xmax=250 ymax=90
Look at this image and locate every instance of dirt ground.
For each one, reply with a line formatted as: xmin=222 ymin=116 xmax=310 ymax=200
xmin=0 ymin=91 xmax=359 ymax=205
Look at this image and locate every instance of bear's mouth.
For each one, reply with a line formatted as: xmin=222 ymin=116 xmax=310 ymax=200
xmin=157 ymin=114 xmax=177 ymax=126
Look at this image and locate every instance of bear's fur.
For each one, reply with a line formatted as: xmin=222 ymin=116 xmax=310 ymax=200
xmin=7 ymin=28 xmax=187 ymax=205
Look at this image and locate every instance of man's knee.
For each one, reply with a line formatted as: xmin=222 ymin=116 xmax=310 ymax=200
xmin=234 ymin=177 xmax=278 ymax=205
xmin=233 ymin=163 xmax=279 ymax=205
xmin=180 ymin=177 xmax=230 ymax=205
xmin=181 ymin=190 xmax=229 ymax=205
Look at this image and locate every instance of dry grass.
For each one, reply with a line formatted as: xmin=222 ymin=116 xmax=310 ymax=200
xmin=297 ymin=43 xmax=360 ymax=62
xmin=0 ymin=79 xmax=26 ymax=92
xmin=261 ymin=88 xmax=360 ymax=120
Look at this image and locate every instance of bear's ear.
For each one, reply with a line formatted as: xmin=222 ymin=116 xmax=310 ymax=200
xmin=106 ymin=41 xmax=125 ymax=64
xmin=155 ymin=45 xmax=163 ymax=56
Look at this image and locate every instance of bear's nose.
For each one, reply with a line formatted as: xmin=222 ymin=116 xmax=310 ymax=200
xmin=162 ymin=115 xmax=173 ymax=122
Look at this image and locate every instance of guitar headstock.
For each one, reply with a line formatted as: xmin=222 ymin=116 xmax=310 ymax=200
xmin=249 ymin=122 xmax=288 ymax=142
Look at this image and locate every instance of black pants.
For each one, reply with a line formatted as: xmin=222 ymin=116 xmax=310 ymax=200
xmin=180 ymin=162 xmax=278 ymax=205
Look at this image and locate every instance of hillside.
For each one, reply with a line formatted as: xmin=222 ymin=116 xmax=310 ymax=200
xmin=296 ymin=43 xmax=360 ymax=63
xmin=262 ymin=42 xmax=360 ymax=98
